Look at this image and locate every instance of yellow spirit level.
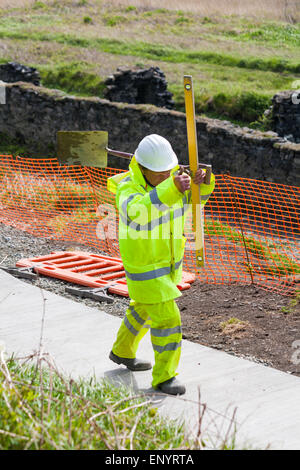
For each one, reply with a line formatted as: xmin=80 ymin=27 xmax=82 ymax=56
xmin=184 ymin=75 xmax=210 ymax=267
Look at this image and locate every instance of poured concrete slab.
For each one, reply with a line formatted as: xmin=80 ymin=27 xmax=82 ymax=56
xmin=1 ymin=269 xmax=300 ymax=449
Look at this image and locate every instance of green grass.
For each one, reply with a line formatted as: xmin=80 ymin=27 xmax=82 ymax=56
xmin=0 ymin=358 xmax=194 ymax=450
xmin=223 ymin=22 xmax=300 ymax=47
xmin=0 ymin=133 xmax=29 ymax=157
xmin=0 ymin=32 xmax=296 ymax=125
xmin=281 ymin=290 xmax=300 ymax=314
xmin=0 ymin=170 xmax=111 ymax=212
xmin=0 ymin=56 xmax=280 ymax=128
xmin=102 ymin=14 xmax=128 ymax=27
xmin=39 ymin=62 xmax=106 ymax=98
xmin=0 ymin=353 xmax=242 ymax=450
xmin=0 ymin=131 xmax=57 ymax=158
xmin=32 ymin=1 xmax=48 ymax=10
xmin=171 ymin=85 xmax=272 ymax=123
xmin=205 ymin=219 xmax=300 ymax=276
xmin=47 ymin=207 xmax=100 ymax=235
xmin=0 ymin=3 xmax=298 ymax=127
xmin=0 ymin=24 xmax=298 ymax=73
xmin=0 ymin=2 xmax=299 ymax=127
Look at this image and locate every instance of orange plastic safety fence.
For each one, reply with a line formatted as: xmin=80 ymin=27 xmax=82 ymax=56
xmin=0 ymin=155 xmax=299 ymax=296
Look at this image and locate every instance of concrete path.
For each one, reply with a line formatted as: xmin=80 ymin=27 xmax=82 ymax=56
xmin=1 ymin=269 xmax=300 ymax=450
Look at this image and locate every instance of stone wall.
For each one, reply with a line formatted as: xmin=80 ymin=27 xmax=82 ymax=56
xmin=0 ymin=82 xmax=299 ymax=186
xmin=271 ymin=90 xmax=300 ymax=143
xmin=104 ymin=66 xmax=174 ymax=109
xmin=0 ymin=62 xmax=40 ymax=86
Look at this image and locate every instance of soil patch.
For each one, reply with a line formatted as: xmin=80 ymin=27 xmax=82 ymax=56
xmin=178 ymin=279 xmax=300 ymax=377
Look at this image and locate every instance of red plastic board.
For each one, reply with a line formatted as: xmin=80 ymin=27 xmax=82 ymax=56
xmin=16 ymin=251 xmax=196 ymax=296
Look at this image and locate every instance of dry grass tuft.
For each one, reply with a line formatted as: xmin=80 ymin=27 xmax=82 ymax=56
xmin=220 ymin=317 xmax=251 ymax=336
xmin=0 ymin=0 xmax=37 ymax=8
xmin=109 ymin=0 xmax=298 ymax=21
xmin=1 ymin=0 xmax=299 ymax=22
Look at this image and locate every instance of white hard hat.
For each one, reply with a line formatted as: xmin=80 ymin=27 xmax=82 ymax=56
xmin=135 ymin=134 xmax=178 ymax=172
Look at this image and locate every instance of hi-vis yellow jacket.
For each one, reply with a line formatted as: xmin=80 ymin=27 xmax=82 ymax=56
xmin=107 ymin=156 xmax=215 ymax=304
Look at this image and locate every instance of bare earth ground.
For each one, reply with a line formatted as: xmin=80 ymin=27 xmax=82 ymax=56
xmin=178 ymin=280 xmax=300 ymax=377
xmin=1 ymin=222 xmax=300 ymax=379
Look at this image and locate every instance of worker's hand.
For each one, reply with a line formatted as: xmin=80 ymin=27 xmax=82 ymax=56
xmin=173 ymin=172 xmax=191 ymax=193
xmin=193 ymin=168 xmax=206 ymax=185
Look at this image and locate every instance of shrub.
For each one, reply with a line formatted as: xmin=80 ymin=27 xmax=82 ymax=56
xmin=103 ymin=15 xmax=126 ymax=27
xmin=83 ymin=16 xmax=92 ymax=24
xmin=32 ymin=1 xmax=47 ymax=10
xmin=206 ymin=91 xmax=270 ymax=122
xmin=125 ymin=6 xmax=137 ymax=13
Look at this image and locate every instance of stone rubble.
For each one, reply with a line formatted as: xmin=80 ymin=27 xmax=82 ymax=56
xmin=104 ymin=66 xmax=174 ymax=109
xmin=0 ymin=62 xmax=41 ymax=86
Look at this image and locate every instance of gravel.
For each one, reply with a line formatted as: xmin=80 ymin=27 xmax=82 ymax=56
xmin=0 ymin=222 xmax=130 ymax=318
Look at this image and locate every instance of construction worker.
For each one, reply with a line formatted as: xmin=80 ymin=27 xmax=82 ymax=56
xmin=107 ymin=134 xmax=215 ymax=395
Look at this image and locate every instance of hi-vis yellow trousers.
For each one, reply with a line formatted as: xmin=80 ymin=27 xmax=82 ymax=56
xmin=112 ymin=299 xmax=182 ymax=388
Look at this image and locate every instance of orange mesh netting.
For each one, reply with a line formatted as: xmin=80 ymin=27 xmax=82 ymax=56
xmin=0 ymin=155 xmax=299 ymax=295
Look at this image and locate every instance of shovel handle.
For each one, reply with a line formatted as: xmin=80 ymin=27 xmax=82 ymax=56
xmin=106 ymin=147 xmax=212 ymax=184
xmin=106 ymin=147 xmax=133 ymax=160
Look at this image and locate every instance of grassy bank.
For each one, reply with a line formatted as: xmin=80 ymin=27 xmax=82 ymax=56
xmin=107 ymin=0 xmax=300 ymax=21
xmin=0 ymin=354 xmax=238 ymax=450
xmin=0 ymin=357 xmax=186 ymax=450
xmin=1 ymin=0 xmax=300 ymax=22
xmin=0 ymin=1 xmax=299 ymax=129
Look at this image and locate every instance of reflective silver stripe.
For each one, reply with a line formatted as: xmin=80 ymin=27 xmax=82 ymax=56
xmin=149 ymin=188 xmax=169 ymax=211
xmin=129 ymin=306 xmax=146 ymax=325
xmin=152 ymin=341 xmax=182 ymax=353
xmin=125 ymin=259 xmax=182 ymax=281
xmin=120 ymin=190 xmax=189 ymax=232
xmin=183 ymin=193 xmax=188 ymax=205
xmin=173 ymin=206 xmax=185 ymax=219
xmin=121 ymin=193 xmax=143 ymax=215
xmin=151 ymin=326 xmax=182 ymax=337
xmin=171 ymin=193 xmax=190 ymax=220
xmin=120 ymin=213 xmax=170 ymax=231
xmin=121 ymin=176 xmax=131 ymax=184
xmin=125 ymin=266 xmax=171 ymax=281
xmin=149 ymin=187 xmax=162 ymax=205
xmin=121 ymin=191 xmax=171 ymax=231
xmin=151 ymin=214 xmax=170 ymax=229
xmin=183 ymin=191 xmax=211 ymax=203
xmin=120 ymin=193 xmax=145 ymax=231
xmin=201 ymin=192 xmax=212 ymax=201
xmin=120 ymin=213 xmax=141 ymax=231
xmin=175 ymin=258 xmax=183 ymax=270
xmin=124 ymin=316 xmax=139 ymax=336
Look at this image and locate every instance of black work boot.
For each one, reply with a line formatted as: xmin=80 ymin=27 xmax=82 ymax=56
xmin=156 ymin=377 xmax=186 ymax=395
xmin=109 ymin=351 xmax=152 ymax=371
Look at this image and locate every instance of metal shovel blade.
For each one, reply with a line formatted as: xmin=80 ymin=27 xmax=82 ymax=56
xmin=57 ymin=130 xmax=108 ymax=168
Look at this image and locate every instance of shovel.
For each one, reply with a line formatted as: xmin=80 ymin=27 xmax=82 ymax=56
xmin=56 ymin=130 xmax=132 ymax=168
